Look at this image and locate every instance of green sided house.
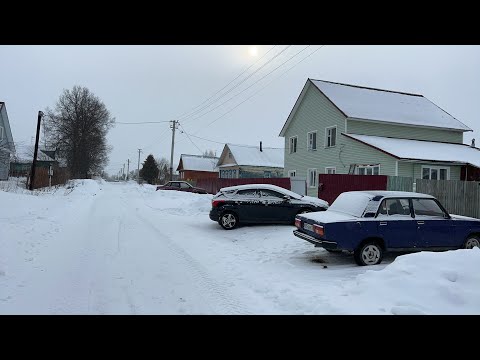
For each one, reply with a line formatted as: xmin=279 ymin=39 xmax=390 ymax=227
xmin=279 ymin=79 xmax=479 ymax=197
xmin=0 ymin=102 xmax=15 ymax=180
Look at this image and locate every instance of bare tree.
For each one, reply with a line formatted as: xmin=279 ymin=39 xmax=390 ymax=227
xmin=44 ymin=86 xmax=115 ymax=179
xmin=203 ymin=149 xmax=216 ymax=157
xmin=156 ymin=157 xmax=170 ymax=184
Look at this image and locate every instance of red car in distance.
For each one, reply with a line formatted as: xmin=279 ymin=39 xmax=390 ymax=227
xmin=156 ymin=181 xmax=208 ymax=194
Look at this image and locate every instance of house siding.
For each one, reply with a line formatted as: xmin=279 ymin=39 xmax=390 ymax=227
xmin=0 ymin=107 xmax=10 ymax=180
xmin=283 ymin=83 xmax=402 ymax=196
xmin=219 ymin=165 xmax=283 ymax=179
xmin=347 ymin=119 xmax=464 ymax=143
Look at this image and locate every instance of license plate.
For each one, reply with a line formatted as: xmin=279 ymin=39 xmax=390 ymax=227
xmin=304 ymin=223 xmax=314 ymax=232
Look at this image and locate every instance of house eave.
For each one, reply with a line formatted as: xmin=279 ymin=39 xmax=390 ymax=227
xmin=347 ymin=117 xmax=471 ymax=133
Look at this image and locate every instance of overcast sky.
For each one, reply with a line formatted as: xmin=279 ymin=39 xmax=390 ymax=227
xmin=1 ymin=45 xmax=479 ymax=176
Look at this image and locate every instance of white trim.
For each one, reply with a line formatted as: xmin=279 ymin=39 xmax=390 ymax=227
xmin=289 ymin=136 xmax=298 ymax=154
xmin=307 ymin=130 xmax=317 ymax=151
xmin=325 ymin=125 xmax=337 ymax=148
xmin=307 ymin=168 xmax=317 ymax=188
xmin=356 ymin=164 xmax=381 ymax=175
xmin=0 ymin=126 xmax=4 ymax=141
xmin=345 ymin=119 xmax=348 ymax=134
xmin=325 ymin=167 xmax=336 ymax=174
xmin=288 ymin=170 xmax=297 ymax=177
xmin=421 ymin=165 xmax=450 ymax=180
xmin=395 ymin=161 xmax=398 ymax=176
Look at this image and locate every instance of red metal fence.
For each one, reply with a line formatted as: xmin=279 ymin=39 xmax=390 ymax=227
xmin=318 ymin=174 xmax=388 ymax=204
xmin=196 ymin=177 xmax=291 ymax=194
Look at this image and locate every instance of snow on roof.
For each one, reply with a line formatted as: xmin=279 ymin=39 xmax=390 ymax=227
xmin=178 ymin=154 xmax=219 ymax=172
xmin=311 ymin=80 xmax=471 ymax=132
xmin=13 ymin=145 xmax=55 ymax=163
xmin=346 ymin=134 xmax=480 ymax=169
xmin=227 ymin=144 xmax=284 ymax=168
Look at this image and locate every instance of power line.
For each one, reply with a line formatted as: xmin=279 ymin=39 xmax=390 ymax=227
xmin=180 ymin=45 xmax=292 ymax=123
xmin=175 ymin=45 xmax=278 ymax=120
xmin=183 ymin=46 xmax=311 ymax=127
xmin=177 ymin=129 xmax=282 ymax=149
xmin=178 ymin=123 xmax=203 ymax=154
xmin=193 ymin=45 xmax=325 ymax=133
xmin=116 ymin=121 xmax=171 ymax=124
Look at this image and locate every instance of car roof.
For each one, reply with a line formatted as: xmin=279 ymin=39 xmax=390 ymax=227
xmin=220 ymin=184 xmax=287 ymax=192
xmin=342 ymin=190 xmax=435 ymax=199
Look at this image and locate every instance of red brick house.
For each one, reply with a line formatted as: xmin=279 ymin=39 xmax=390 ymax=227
xmin=177 ymin=154 xmax=219 ymax=182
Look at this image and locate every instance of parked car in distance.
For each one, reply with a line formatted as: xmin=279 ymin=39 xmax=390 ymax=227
xmin=156 ymin=181 xmax=208 ymax=194
xmin=294 ymin=191 xmax=480 ymax=266
xmin=209 ymin=184 xmax=329 ymax=230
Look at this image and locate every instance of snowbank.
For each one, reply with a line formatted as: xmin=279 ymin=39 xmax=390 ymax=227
xmin=334 ymin=248 xmax=480 ymax=314
xmin=145 ymin=189 xmax=213 ymax=216
xmin=66 ymin=179 xmax=102 ymax=196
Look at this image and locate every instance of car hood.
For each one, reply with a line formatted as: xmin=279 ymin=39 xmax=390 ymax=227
xmin=299 ymin=196 xmax=329 ymax=208
xmin=450 ymin=214 xmax=480 ymax=222
xmin=299 ymin=210 xmax=356 ymax=224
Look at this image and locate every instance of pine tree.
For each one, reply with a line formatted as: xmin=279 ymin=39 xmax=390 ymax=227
xmin=139 ymin=154 xmax=159 ymax=184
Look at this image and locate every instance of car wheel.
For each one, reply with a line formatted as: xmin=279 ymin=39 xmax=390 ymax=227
xmin=219 ymin=212 xmax=238 ymax=230
xmin=464 ymin=236 xmax=480 ymax=249
xmin=354 ymin=241 xmax=383 ymax=266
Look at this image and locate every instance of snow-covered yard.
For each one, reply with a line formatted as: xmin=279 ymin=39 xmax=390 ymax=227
xmin=1 ymin=180 xmax=479 ymax=314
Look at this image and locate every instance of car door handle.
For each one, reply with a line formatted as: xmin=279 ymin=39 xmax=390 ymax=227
xmin=379 ymin=222 xmax=387 ymax=226
xmin=417 ymin=221 xmax=424 ymax=225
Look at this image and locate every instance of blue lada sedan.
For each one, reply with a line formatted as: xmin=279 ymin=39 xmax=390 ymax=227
xmin=294 ymin=191 xmax=480 ymax=266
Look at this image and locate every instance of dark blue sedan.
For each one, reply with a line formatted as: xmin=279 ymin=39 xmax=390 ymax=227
xmin=293 ymin=191 xmax=480 ymax=266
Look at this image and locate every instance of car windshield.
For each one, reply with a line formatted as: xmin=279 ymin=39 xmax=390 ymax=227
xmin=329 ymin=192 xmax=374 ymax=217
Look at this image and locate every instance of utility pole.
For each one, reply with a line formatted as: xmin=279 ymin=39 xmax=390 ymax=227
xmin=123 ymin=163 xmax=125 ymax=181
xmin=137 ymin=149 xmax=142 ymax=184
xmin=127 ymin=159 xmax=130 ymax=181
xmin=169 ymin=120 xmax=179 ymax=181
xmin=29 ymin=111 xmax=43 ymax=191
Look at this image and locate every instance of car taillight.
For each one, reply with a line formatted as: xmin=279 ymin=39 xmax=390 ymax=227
xmin=212 ymin=200 xmax=225 ymax=208
xmin=313 ymin=224 xmax=324 ymax=237
xmin=295 ymin=218 xmax=302 ymax=228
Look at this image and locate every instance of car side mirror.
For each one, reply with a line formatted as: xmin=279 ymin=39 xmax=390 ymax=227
xmin=283 ymin=195 xmax=291 ymax=202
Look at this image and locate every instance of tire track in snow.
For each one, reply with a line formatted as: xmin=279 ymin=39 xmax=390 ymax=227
xmin=135 ymin=211 xmax=251 ymax=315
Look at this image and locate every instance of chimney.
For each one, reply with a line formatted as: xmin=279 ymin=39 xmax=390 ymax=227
xmin=471 ymin=138 xmax=476 ymax=148
xmin=260 ymin=141 xmax=263 ymax=152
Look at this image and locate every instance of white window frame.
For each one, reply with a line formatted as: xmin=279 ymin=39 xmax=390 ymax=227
xmin=421 ymin=165 xmax=450 ymax=180
xmin=325 ymin=167 xmax=336 ymax=174
xmin=288 ymin=170 xmax=296 ymax=177
xmin=325 ymin=125 xmax=337 ymax=148
xmin=289 ymin=136 xmax=298 ymax=154
xmin=307 ymin=168 xmax=317 ymax=188
xmin=307 ymin=131 xmax=317 ymax=151
xmin=0 ymin=126 xmax=4 ymax=141
xmin=356 ymin=164 xmax=380 ymax=175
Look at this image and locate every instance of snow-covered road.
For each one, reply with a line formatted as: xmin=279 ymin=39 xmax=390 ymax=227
xmin=1 ymin=180 xmax=480 ymax=314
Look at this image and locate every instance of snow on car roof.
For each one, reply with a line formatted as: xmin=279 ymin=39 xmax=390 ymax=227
xmin=311 ymin=79 xmax=471 ymax=131
xmin=219 ymin=184 xmax=302 ymax=199
xmin=342 ymin=190 xmax=435 ymax=199
xmin=345 ymin=134 xmax=480 ymax=169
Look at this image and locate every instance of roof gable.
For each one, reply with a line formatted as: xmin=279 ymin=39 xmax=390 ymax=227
xmin=311 ymin=79 xmax=471 ymax=132
xmin=219 ymin=143 xmax=284 ymax=168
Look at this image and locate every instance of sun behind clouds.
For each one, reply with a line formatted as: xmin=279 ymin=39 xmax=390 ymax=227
xmin=248 ymin=46 xmax=258 ymax=57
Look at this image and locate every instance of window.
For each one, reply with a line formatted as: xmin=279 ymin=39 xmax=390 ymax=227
xmin=378 ymin=199 xmax=411 ymax=217
xmin=170 ymin=182 xmax=180 ymax=188
xmin=307 ymin=131 xmax=317 ymax=151
xmin=228 ymin=151 xmax=233 ymax=159
xmin=325 ymin=167 xmax=336 ymax=174
xmin=289 ymin=136 xmax=297 ymax=154
xmin=263 ymin=171 xmax=271 ymax=178
xmin=180 ymin=182 xmax=191 ymax=189
xmin=0 ymin=126 xmax=4 ymax=141
xmin=259 ymin=189 xmax=283 ymax=199
xmin=288 ymin=170 xmax=296 ymax=177
xmin=307 ymin=168 xmax=317 ymax=188
xmin=357 ymin=164 xmax=380 ymax=175
xmin=325 ymin=126 xmax=337 ymax=148
xmin=237 ymin=189 xmax=260 ymax=198
xmin=421 ymin=166 xmax=449 ymax=180
xmin=412 ymin=198 xmax=446 ymax=218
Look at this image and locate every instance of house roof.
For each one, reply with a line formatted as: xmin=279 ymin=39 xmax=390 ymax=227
xmin=12 ymin=145 xmax=55 ymax=163
xmin=311 ymin=79 xmax=471 ymax=131
xmin=222 ymin=144 xmax=284 ymax=168
xmin=279 ymin=79 xmax=472 ymax=136
xmin=344 ymin=133 xmax=480 ymax=169
xmin=177 ymin=154 xmax=219 ymax=172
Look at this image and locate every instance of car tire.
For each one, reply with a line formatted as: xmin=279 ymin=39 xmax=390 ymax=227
xmin=464 ymin=236 xmax=480 ymax=249
xmin=219 ymin=211 xmax=239 ymax=230
xmin=354 ymin=241 xmax=383 ymax=266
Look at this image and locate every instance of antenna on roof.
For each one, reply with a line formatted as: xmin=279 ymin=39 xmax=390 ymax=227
xmin=472 ymin=138 xmax=476 ymax=148
xmin=260 ymin=141 xmax=263 ymax=152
